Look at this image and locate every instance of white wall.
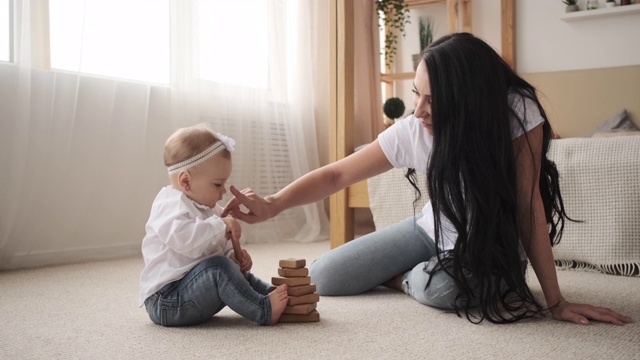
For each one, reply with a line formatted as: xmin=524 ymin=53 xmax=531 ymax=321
xmin=387 ymin=0 xmax=640 ymax=113
xmin=517 ymin=0 xmax=640 ymax=73
xmin=394 ymin=0 xmax=640 ymax=74
xmin=396 ymin=1 xmax=503 ymax=72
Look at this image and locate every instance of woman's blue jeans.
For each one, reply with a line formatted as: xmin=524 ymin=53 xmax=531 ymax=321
xmin=310 ymin=216 xmax=475 ymax=309
xmin=144 ymin=256 xmax=273 ymax=326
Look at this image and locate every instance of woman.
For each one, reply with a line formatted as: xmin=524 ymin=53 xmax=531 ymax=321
xmin=222 ymin=33 xmax=631 ymax=325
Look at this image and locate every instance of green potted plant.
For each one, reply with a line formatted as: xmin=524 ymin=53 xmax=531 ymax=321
xmin=563 ymin=0 xmax=579 ymax=12
xmin=605 ymin=0 xmax=617 ymax=8
xmin=376 ymin=0 xmax=411 ymax=70
xmin=412 ymin=16 xmax=434 ymax=70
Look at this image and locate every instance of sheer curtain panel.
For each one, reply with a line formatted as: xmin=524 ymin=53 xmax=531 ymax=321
xmin=0 ymin=0 xmax=328 ymax=270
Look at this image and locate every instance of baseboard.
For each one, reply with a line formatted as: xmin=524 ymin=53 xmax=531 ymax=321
xmin=0 ymin=243 xmax=141 ymax=270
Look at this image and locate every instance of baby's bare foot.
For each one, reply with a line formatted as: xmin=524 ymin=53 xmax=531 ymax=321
xmin=268 ymin=284 xmax=288 ymax=325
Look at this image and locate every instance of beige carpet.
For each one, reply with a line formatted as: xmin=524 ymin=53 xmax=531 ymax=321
xmin=1 ymin=241 xmax=639 ymax=359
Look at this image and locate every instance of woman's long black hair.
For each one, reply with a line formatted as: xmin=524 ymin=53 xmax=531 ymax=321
xmin=409 ymin=33 xmax=571 ymax=323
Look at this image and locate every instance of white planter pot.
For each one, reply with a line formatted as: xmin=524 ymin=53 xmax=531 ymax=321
xmin=565 ymin=4 xmax=579 ymax=12
xmin=412 ymin=54 xmax=422 ymax=71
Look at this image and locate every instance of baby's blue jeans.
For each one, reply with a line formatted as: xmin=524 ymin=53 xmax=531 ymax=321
xmin=144 ymin=256 xmax=273 ymax=326
xmin=310 ymin=215 xmax=476 ymax=309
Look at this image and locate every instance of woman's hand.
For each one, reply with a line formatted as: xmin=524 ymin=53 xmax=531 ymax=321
xmin=222 ymin=186 xmax=277 ymax=224
xmin=550 ymin=299 xmax=633 ymax=326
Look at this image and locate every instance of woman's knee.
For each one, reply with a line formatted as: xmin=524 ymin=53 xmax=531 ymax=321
xmin=308 ymin=257 xmax=337 ymax=295
xmin=405 ymin=261 xmax=460 ymax=309
xmin=309 ymin=255 xmax=361 ymax=295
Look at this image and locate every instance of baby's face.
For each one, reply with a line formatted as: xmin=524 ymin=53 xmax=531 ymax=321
xmin=187 ymin=156 xmax=232 ymax=209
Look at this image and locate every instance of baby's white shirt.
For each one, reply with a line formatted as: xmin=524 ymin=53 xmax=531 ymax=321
xmin=139 ymin=186 xmax=234 ymax=305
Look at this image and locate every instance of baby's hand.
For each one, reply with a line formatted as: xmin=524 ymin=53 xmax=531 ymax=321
xmin=238 ymin=249 xmax=253 ymax=273
xmin=222 ymin=216 xmax=241 ymax=243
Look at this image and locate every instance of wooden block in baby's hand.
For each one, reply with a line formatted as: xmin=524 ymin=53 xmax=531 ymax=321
xmin=231 ymin=239 xmax=242 ymax=263
xmin=283 ymin=302 xmax=317 ymax=315
xmin=278 ymin=309 xmax=320 ymax=323
xmin=277 ymin=267 xmax=309 ymax=277
xmin=288 ymin=292 xmax=320 ymax=306
xmin=271 ymin=276 xmax=311 ymax=287
xmin=279 ymin=258 xmax=306 ymax=269
xmin=287 ymin=284 xmax=316 ymax=297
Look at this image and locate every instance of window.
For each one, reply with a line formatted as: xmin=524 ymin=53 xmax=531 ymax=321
xmin=47 ymin=0 xmax=269 ymax=87
xmin=198 ymin=0 xmax=269 ymax=88
xmin=49 ymin=0 xmax=170 ymax=83
xmin=0 ymin=0 xmax=10 ymax=62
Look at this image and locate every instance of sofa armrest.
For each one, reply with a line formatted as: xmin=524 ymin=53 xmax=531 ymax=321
xmin=549 ymin=136 xmax=640 ymax=276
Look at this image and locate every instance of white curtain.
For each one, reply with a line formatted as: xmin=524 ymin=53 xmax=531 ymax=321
xmin=0 ymin=0 xmax=328 ymax=270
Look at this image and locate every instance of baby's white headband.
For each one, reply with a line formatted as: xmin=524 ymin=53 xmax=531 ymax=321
xmin=167 ymin=132 xmax=235 ymax=175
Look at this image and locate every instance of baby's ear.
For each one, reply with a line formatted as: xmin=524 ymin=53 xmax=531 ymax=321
xmin=178 ymin=171 xmax=191 ymax=191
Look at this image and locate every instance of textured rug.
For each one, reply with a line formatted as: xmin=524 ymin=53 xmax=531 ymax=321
xmin=1 ymin=241 xmax=638 ymax=359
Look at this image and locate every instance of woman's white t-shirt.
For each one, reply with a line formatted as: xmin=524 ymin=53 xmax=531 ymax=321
xmin=377 ymin=94 xmax=544 ymax=251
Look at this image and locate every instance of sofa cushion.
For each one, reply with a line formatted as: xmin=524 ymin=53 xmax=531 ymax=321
xmin=588 ymin=109 xmax=639 ymax=137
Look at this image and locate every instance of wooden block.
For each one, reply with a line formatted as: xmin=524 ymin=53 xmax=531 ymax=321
xmin=231 ymin=239 xmax=242 ymax=263
xmin=288 ymin=292 xmax=320 ymax=306
xmin=287 ymin=284 xmax=316 ymax=297
xmin=271 ymin=276 xmax=311 ymax=287
xmin=283 ymin=302 xmax=317 ymax=315
xmin=278 ymin=309 xmax=320 ymax=323
xmin=277 ymin=267 xmax=309 ymax=277
xmin=231 ymin=239 xmax=246 ymax=275
xmin=279 ymin=258 xmax=306 ymax=269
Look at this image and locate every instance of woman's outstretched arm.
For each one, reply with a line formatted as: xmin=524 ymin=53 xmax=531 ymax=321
xmin=222 ymin=140 xmax=393 ymax=224
xmin=514 ymin=125 xmax=632 ymax=325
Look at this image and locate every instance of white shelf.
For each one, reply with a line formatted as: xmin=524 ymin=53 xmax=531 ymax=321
xmin=561 ymin=3 xmax=640 ymax=21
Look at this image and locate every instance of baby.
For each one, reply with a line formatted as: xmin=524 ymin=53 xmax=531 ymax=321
xmin=140 ymin=123 xmax=287 ymax=326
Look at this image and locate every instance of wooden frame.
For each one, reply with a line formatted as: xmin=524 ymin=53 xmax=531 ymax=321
xmin=329 ymin=0 xmax=515 ymax=249
xmin=329 ymin=0 xmax=355 ymax=249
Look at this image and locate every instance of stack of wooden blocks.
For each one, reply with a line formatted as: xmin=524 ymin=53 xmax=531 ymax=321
xmin=271 ymin=258 xmax=320 ymax=323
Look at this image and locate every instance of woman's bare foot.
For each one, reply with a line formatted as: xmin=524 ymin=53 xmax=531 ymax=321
xmin=268 ymin=284 xmax=288 ymax=324
xmin=383 ymin=274 xmax=404 ymax=292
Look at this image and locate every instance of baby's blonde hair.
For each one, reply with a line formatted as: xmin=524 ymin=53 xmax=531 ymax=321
xmin=164 ymin=123 xmax=230 ymax=168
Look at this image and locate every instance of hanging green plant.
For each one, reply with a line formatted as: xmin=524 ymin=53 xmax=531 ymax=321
xmin=376 ymin=0 xmax=411 ymax=70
